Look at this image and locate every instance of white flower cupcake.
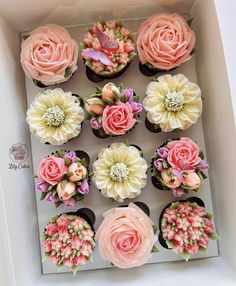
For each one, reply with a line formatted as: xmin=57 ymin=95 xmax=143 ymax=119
xmin=26 ymin=88 xmax=85 ymax=145
xmin=93 ymin=143 xmax=148 ymax=202
xmin=143 ymin=74 xmax=202 ymax=132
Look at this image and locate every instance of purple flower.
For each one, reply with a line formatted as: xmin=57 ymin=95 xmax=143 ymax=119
xmin=171 ymin=168 xmax=184 ymax=183
xmin=45 ymin=192 xmax=59 ymax=203
xmin=172 ymin=187 xmax=184 ymax=197
xmin=122 ymin=88 xmax=134 ymax=102
xmin=130 ymin=102 xmax=142 ymax=114
xmin=37 ymin=181 xmax=49 ymax=192
xmin=64 ymin=198 xmax=76 ymax=208
xmin=90 ymin=117 xmax=102 ymax=130
xmin=156 ymin=147 xmax=169 ymax=159
xmin=199 ymin=160 xmax=208 ymax=172
xmin=77 ymin=180 xmax=90 ymax=195
xmin=64 ymin=151 xmax=77 ymax=162
xmin=154 ymin=158 xmax=164 ymax=171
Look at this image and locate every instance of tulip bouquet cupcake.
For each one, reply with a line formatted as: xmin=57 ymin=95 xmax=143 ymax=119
xmin=93 ymin=143 xmax=148 ymax=202
xmin=159 ymin=198 xmax=219 ymax=261
xmin=43 ymin=211 xmax=96 ymax=274
xmin=85 ymin=83 xmax=142 ymax=138
xmin=96 ymin=203 xmax=158 ymax=268
xmin=21 ymin=24 xmax=78 ymax=87
xmin=151 ymin=137 xmax=208 ymax=197
xmin=36 ymin=150 xmax=90 ymax=208
xmin=81 ymin=18 xmax=136 ymax=82
xmin=143 ymin=74 xmax=202 ymax=133
xmin=26 ymin=88 xmax=85 ymax=145
xmin=137 ymin=13 xmax=195 ymax=76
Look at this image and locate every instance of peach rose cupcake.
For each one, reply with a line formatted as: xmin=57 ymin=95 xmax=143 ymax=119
xmin=81 ymin=19 xmax=136 ymax=82
xmin=137 ymin=14 xmax=195 ymax=76
xmin=151 ymin=138 xmax=208 ymax=197
xmin=85 ymin=82 xmax=142 ymax=139
xmin=21 ymin=24 xmax=78 ymax=87
xmin=96 ymin=203 xmax=158 ymax=268
xmin=36 ymin=150 xmax=90 ymax=208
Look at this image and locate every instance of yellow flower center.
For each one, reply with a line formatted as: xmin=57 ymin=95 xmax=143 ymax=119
xmin=165 ymin=92 xmax=184 ymax=112
xmin=43 ymin=106 xmax=65 ymax=127
xmin=110 ymin=163 xmax=129 ymax=182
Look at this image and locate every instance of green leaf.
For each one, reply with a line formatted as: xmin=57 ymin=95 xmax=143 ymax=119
xmin=56 ymin=264 xmax=64 ymax=272
xmin=187 ymin=17 xmax=193 ymax=26
xmin=210 ymin=232 xmax=220 ymax=240
xmin=55 ymin=201 xmax=63 ymax=208
xmin=50 ymin=215 xmax=59 ymax=223
xmin=115 ymin=18 xmax=123 ymax=27
xmin=133 ymin=94 xmax=140 ymax=102
xmin=88 ymin=254 xmax=94 ymax=262
xmin=181 ymin=251 xmax=191 ymax=262
xmin=64 ymin=158 xmax=71 ymax=166
xmin=80 ymin=42 xmax=86 ymax=49
xmin=40 ymin=192 xmax=47 ymax=200
xmin=22 ymin=34 xmax=29 ymax=40
xmin=166 ymin=169 xmax=172 ymax=177
xmin=61 ymin=180 xmax=67 ymax=190
xmin=128 ymin=51 xmax=137 ymax=60
xmin=163 ymin=161 xmax=169 ymax=169
xmin=161 ymin=218 xmax=167 ymax=228
xmin=128 ymin=32 xmax=137 ymax=42
xmin=74 ymin=194 xmax=84 ymax=201
xmin=151 ymin=245 xmax=159 ymax=253
xmin=165 ymin=239 xmax=173 ymax=249
xmin=99 ymin=17 xmax=106 ymax=26
xmin=54 ymin=150 xmax=65 ymax=157
xmin=116 ymin=64 xmax=125 ymax=72
xmin=95 ymin=86 xmax=102 ymax=93
xmin=52 ymin=188 xmax=57 ymax=197
xmin=66 ymin=172 xmax=73 ymax=178
xmin=199 ymin=246 xmax=208 ymax=254
xmin=64 ymin=67 xmax=72 ymax=78
xmin=171 ymin=202 xmax=180 ymax=209
xmin=32 ymin=78 xmax=41 ymax=86
xmin=190 ymin=48 xmax=196 ymax=55
xmin=205 ymin=212 xmax=213 ymax=219
xmin=85 ymin=60 xmax=93 ymax=68
xmin=87 ymin=97 xmax=106 ymax=106
xmin=199 ymin=150 xmax=204 ymax=159
xmin=152 ymin=225 xmax=158 ymax=234
xmin=33 ymin=174 xmax=38 ymax=179
xmin=97 ymin=116 xmax=102 ymax=124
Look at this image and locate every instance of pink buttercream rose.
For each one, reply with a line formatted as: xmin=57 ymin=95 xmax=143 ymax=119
xmin=102 ymin=102 xmax=136 ymax=135
xmin=167 ymin=137 xmax=201 ymax=171
xmin=95 ymin=203 xmax=157 ymax=268
xmin=37 ymin=156 xmax=68 ymax=185
xmin=183 ymin=171 xmax=201 ymax=189
xmin=20 ymin=24 xmax=78 ymax=85
xmin=137 ymin=13 xmax=196 ymax=70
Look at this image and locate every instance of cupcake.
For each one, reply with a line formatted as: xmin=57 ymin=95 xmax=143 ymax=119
xmin=151 ymin=137 xmax=208 ymax=197
xmin=26 ymin=88 xmax=85 ymax=145
xmin=81 ymin=19 xmax=136 ymax=82
xmin=137 ymin=14 xmax=195 ymax=76
xmin=36 ymin=150 xmax=90 ymax=208
xmin=43 ymin=210 xmax=96 ymax=274
xmin=95 ymin=203 xmax=158 ymax=268
xmin=143 ymin=74 xmax=202 ymax=133
xmin=86 ymin=83 xmax=142 ymax=138
xmin=92 ymin=143 xmax=148 ymax=202
xmin=21 ymin=24 xmax=78 ymax=87
xmin=159 ymin=198 xmax=219 ymax=261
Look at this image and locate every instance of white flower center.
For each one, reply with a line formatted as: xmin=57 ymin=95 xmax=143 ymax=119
xmin=43 ymin=106 xmax=65 ymax=127
xmin=165 ymin=92 xmax=184 ymax=112
xmin=110 ymin=163 xmax=129 ymax=182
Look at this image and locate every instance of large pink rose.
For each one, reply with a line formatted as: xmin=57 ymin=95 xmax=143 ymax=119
xmin=167 ymin=137 xmax=201 ymax=171
xmin=95 ymin=203 xmax=157 ymax=268
xmin=102 ymin=102 xmax=136 ymax=135
xmin=137 ymin=13 xmax=195 ymax=70
xmin=20 ymin=24 xmax=78 ymax=85
xmin=37 ymin=155 xmax=68 ymax=185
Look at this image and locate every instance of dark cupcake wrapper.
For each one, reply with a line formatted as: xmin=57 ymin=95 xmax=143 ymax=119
xmin=119 ymin=201 xmax=150 ymax=217
xmin=158 ymin=197 xmax=205 ymax=249
xmin=33 ymin=71 xmax=77 ymax=88
xmin=145 ymin=117 xmax=162 ymax=133
xmin=139 ymin=62 xmax=177 ymax=77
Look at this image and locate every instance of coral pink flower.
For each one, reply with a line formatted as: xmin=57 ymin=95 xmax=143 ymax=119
xmin=102 ymin=102 xmax=136 ymax=135
xmin=73 ymin=255 xmax=87 ymax=266
xmin=161 ymin=170 xmax=181 ymax=188
xmin=137 ymin=13 xmax=195 ymax=70
xmin=43 ymin=240 xmax=52 ymax=252
xmin=61 ymin=245 xmax=73 ymax=258
xmin=49 ymin=255 xmax=60 ymax=264
xmin=37 ymin=156 xmax=68 ymax=186
xmin=45 ymin=223 xmax=58 ymax=236
xmin=183 ymin=171 xmax=201 ymax=190
xmin=71 ymin=236 xmax=83 ymax=250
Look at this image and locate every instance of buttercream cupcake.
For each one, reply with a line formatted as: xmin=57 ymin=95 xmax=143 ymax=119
xmin=95 ymin=203 xmax=158 ymax=268
xmin=137 ymin=13 xmax=195 ymax=76
xmin=159 ymin=198 xmax=219 ymax=261
xmin=92 ymin=143 xmax=148 ymax=202
xmin=143 ymin=74 xmax=202 ymax=133
xmin=26 ymin=88 xmax=85 ymax=145
xmin=151 ymin=137 xmax=208 ymax=196
xmin=21 ymin=24 xmax=78 ymax=87
xmin=36 ymin=150 xmax=90 ymax=208
xmin=81 ymin=19 xmax=136 ymax=82
xmin=86 ymin=83 xmax=142 ymax=138
xmin=43 ymin=210 xmax=96 ymax=274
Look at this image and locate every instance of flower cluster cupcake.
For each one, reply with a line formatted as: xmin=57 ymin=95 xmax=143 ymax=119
xmin=143 ymin=74 xmax=202 ymax=133
xmin=85 ymin=83 xmax=142 ymax=138
xmin=96 ymin=203 xmax=158 ymax=268
xmin=159 ymin=199 xmax=219 ymax=261
xmin=36 ymin=150 xmax=90 ymax=208
xmin=43 ymin=213 xmax=95 ymax=273
xmin=81 ymin=19 xmax=136 ymax=82
xmin=21 ymin=24 xmax=78 ymax=87
xmin=26 ymin=88 xmax=85 ymax=145
xmin=137 ymin=13 xmax=195 ymax=76
xmin=151 ymin=137 xmax=208 ymax=196
xmin=93 ymin=143 xmax=148 ymax=202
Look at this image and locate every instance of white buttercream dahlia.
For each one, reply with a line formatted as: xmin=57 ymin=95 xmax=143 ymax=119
xmin=143 ymin=74 xmax=202 ymax=132
xmin=26 ymin=88 xmax=85 ymax=145
xmin=93 ymin=143 xmax=148 ymax=202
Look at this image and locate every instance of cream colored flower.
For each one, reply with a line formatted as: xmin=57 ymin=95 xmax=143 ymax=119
xmin=143 ymin=74 xmax=202 ymax=132
xmin=93 ymin=143 xmax=148 ymax=202
xmin=26 ymin=88 xmax=85 ymax=145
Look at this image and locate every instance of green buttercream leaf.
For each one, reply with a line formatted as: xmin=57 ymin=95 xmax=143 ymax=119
xmin=40 ymin=192 xmax=47 ymax=200
xmin=181 ymin=251 xmax=191 ymax=262
xmin=64 ymin=67 xmax=72 ymax=78
xmin=151 ymin=245 xmax=159 ymax=253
